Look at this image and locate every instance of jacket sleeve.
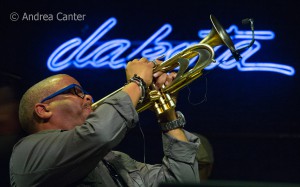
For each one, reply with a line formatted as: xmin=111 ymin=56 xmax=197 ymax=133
xmin=116 ymin=130 xmax=200 ymax=186
xmin=146 ymin=130 xmax=200 ymax=185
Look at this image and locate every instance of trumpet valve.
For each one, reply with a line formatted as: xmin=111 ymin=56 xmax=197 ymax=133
xmin=154 ymin=102 xmax=164 ymax=115
xmin=164 ymin=93 xmax=176 ymax=109
xmin=149 ymin=90 xmax=161 ymax=101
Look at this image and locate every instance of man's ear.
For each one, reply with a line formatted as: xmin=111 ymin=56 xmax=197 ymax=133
xmin=35 ymin=103 xmax=52 ymax=119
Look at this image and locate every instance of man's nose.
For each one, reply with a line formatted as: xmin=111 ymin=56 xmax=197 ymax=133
xmin=85 ymin=94 xmax=94 ymax=103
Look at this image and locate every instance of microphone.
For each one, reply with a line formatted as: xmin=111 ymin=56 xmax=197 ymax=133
xmin=220 ymin=17 xmax=255 ymax=62
xmin=242 ymin=18 xmax=255 ymax=35
xmin=242 ymin=18 xmax=251 ymax=25
xmin=231 ymin=18 xmax=255 ymax=61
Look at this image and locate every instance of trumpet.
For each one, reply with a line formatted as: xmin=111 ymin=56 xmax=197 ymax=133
xmin=92 ymin=14 xmax=241 ymax=114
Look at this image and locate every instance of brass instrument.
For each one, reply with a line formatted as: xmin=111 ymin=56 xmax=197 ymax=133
xmin=92 ymin=14 xmax=239 ymax=114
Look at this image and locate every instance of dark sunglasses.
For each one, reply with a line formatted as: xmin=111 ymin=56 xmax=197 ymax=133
xmin=40 ymin=84 xmax=90 ymax=103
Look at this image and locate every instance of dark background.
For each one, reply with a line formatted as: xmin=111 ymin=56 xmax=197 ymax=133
xmin=1 ymin=0 xmax=299 ymax=185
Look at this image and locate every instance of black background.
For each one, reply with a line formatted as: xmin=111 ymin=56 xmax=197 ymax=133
xmin=2 ymin=0 xmax=300 ymax=185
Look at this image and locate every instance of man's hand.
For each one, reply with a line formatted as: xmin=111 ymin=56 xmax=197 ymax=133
xmin=152 ymin=62 xmax=188 ymax=142
xmin=126 ymin=58 xmax=154 ymax=87
xmin=123 ymin=58 xmax=154 ymax=106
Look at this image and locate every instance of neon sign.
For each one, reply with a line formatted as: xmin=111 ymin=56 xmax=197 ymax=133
xmin=47 ymin=17 xmax=295 ymax=76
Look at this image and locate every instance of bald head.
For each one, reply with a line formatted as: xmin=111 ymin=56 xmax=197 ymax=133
xmin=18 ymin=74 xmax=78 ymax=133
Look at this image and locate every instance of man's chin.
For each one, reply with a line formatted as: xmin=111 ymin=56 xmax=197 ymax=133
xmin=84 ymin=107 xmax=93 ymax=115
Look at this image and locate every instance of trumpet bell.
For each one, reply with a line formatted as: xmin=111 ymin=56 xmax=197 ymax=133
xmin=200 ymin=15 xmax=237 ymax=54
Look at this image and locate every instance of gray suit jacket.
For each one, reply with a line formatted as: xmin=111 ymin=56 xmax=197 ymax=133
xmin=10 ymin=91 xmax=200 ymax=187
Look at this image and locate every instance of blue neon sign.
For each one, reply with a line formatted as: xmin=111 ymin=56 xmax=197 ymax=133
xmin=47 ymin=17 xmax=295 ymax=76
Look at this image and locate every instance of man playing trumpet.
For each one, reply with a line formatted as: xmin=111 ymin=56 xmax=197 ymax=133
xmin=10 ymin=58 xmax=200 ymax=186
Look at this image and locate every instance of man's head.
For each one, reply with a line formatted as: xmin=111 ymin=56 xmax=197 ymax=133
xmin=19 ymin=74 xmax=93 ymax=133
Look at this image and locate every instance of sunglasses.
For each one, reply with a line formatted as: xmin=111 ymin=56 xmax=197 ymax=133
xmin=40 ymin=84 xmax=90 ymax=103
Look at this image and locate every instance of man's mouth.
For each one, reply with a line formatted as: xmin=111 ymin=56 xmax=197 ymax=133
xmin=83 ymin=103 xmax=93 ymax=112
